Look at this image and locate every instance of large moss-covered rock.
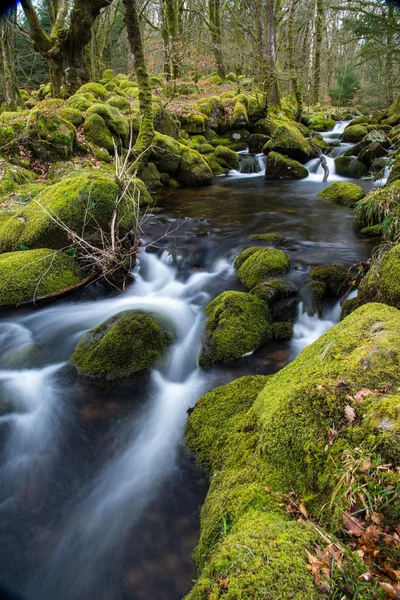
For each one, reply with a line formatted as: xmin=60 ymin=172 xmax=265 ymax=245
xmin=303 ymin=112 xmax=335 ymax=132
xmin=334 ymin=156 xmax=369 ymax=178
xmin=265 ymin=151 xmax=308 ymax=180
xmin=0 ymin=249 xmax=82 ymax=306
xmin=358 ymin=142 xmax=387 ymax=167
xmin=176 ymin=146 xmax=214 ymax=186
xmin=0 ymin=174 xmax=146 ymax=252
xmin=199 ymin=291 xmax=272 ymax=367
xmin=358 ymin=244 xmax=400 ymax=308
xmin=150 ymin=133 xmax=181 ymax=175
xmin=186 ymin=303 xmax=400 ymax=600
xmin=263 ymin=124 xmax=314 ymax=164
xmin=382 ymin=97 xmax=400 ymax=127
xmin=248 ymin=133 xmax=269 ymax=153
xmin=317 ymin=181 xmax=366 ymax=206
xmin=310 ymin=264 xmax=350 ymax=297
xmin=214 ymin=146 xmax=239 ymax=170
xmin=341 ymin=124 xmax=368 ymax=143
xmin=83 ymin=113 xmax=115 ymax=153
xmin=71 ymin=311 xmax=171 ymax=379
xmin=234 ymin=247 xmax=290 ymax=289
xmin=0 ymin=159 xmax=37 ymax=198
xmin=27 ymin=108 xmax=76 ymax=160
xmin=76 ymin=82 xmax=108 ymax=101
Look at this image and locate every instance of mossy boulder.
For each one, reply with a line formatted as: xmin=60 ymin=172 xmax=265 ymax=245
xmin=186 ymin=303 xmax=400 ymax=600
xmin=354 ymin=181 xmax=400 ymax=239
xmin=214 ymin=146 xmax=239 ymax=170
xmin=27 ymin=108 xmax=76 ymax=160
xmin=76 ymin=82 xmax=108 ymax=101
xmin=0 ymin=249 xmax=82 ymax=306
xmin=234 ymin=247 xmax=290 ymax=289
xmin=199 ymin=291 xmax=272 ymax=367
xmin=310 ymin=264 xmax=350 ymax=297
xmin=265 ymin=151 xmax=308 ymax=180
xmin=272 ymin=321 xmax=294 ymax=340
xmin=303 ymin=113 xmax=335 ymax=132
xmin=358 ymin=142 xmax=388 ymax=167
xmin=66 ymin=92 xmax=96 ymax=111
xmin=248 ymin=233 xmax=286 ymax=244
xmin=154 ymin=108 xmax=180 ymax=139
xmin=341 ymin=124 xmax=368 ymax=143
xmin=334 ymin=156 xmax=369 ymax=178
xmin=263 ymin=124 xmax=314 ymax=164
xmin=317 ymin=182 xmax=366 ymax=207
xmin=151 ymin=133 xmax=181 ymax=175
xmin=358 ymin=244 xmax=400 ymax=308
xmin=0 ymin=174 xmax=146 ymax=253
xmin=57 ymin=107 xmax=84 ymax=127
xmin=360 ymin=224 xmax=383 ymax=237
xmin=248 ymin=133 xmax=269 ymax=153
xmin=83 ymin=113 xmax=115 ymax=153
xmin=340 ymin=297 xmax=358 ymax=320
xmin=382 ymin=97 xmax=400 ymax=127
xmin=250 ymin=277 xmax=298 ymax=305
xmin=177 ymin=146 xmax=214 ymax=186
xmin=71 ymin=311 xmax=171 ymax=379
xmin=108 ymin=95 xmax=131 ymax=112
xmin=182 ymin=112 xmax=208 ymax=135
xmin=0 ymin=159 xmax=37 ymax=198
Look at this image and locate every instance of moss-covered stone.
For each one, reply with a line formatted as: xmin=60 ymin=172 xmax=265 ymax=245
xmin=272 ymin=321 xmax=294 ymax=340
xmin=0 ymin=159 xmax=37 ymax=198
xmin=248 ymin=133 xmax=269 ymax=154
xmin=27 ymin=108 xmax=76 ymax=160
xmin=71 ymin=311 xmax=171 ymax=379
xmin=311 ymin=264 xmax=350 ymax=297
xmin=248 ymin=233 xmax=286 ymax=244
xmin=213 ymin=146 xmax=239 ymax=170
xmin=0 ymin=174 xmax=143 ymax=252
xmin=317 ymin=182 xmax=366 ymax=206
xmin=0 ymin=249 xmax=82 ymax=306
xmin=182 ymin=112 xmax=208 ymax=135
xmin=66 ymin=92 xmax=96 ymax=111
xmin=265 ymin=151 xmax=308 ymax=180
xmin=358 ymin=142 xmax=388 ymax=167
xmin=360 ymin=224 xmax=383 ymax=237
xmin=108 ymin=95 xmax=131 ymax=112
xmin=303 ymin=113 xmax=336 ymax=132
xmin=382 ymin=97 xmax=400 ymax=127
xmin=334 ymin=156 xmax=369 ymax=178
xmin=199 ymin=291 xmax=272 ymax=367
xmin=250 ymin=277 xmax=298 ymax=305
xmin=177 ymin=146 xmax=214 ymax=186
xmin=154 ymin=108 xmax=180 ymax=139
xmin=83 ymin=113 xmax=115 ymax=153
xmin=340 ymin=296 xmax=358 ymax=320
xmin=151 ymin=133 xmax=181 ymax=175
xmin=139 ymin=161 xmax=162 ymax=188
xmin=263 ymin=124 xmax=314 ymax=164
xmin=57 ymin=107 xmax=85 ymax=127
xmin=77 ymin=82 xmax=108 ymax=101
xmin=234 ymin=247 xmax=290 ymax=289
xmin=341 ymin=124 xmax=368 ymax=143
xmin=354 ymin=181 xmax=400 ymax=240
xmin=358 ymin=244 xmax=400 ymax=308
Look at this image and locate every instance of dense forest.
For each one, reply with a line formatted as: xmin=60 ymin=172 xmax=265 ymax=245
xmin=0 ymin=1 xmax=399 ymax=600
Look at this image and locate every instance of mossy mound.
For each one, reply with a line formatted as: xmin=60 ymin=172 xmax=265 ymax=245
xmin=248 ymin=233 xmax=286 ymax=244
xmin=151 ymin=133 xmax=181 ymax=175
xmin=317 ymin=182 xmax=366 ymax=206
xmin=199 ymin=291 xmax=272 ymax=367
xmin=71 ymin=311 xmax=171 ymax=379
xmin=358 ymin=142 xmax=387 ymax=167
xmin=382 ymin=97 xmax=400 ymax=127
xmin=358 ymin=244 xmax=400 ymax=308
xmin=310 ymin=264 xmax=350 ymax=297
xmin=214 ymin=146 xmax=239 ymax=170
xmin=360 ymin=224 xmax=383 ymax=237
xmin=303 ymin=113 xmax=336 ymax=132
xmin=27 ymin=108 xmax=76 ymax=160
xmin=265 ymin=151 xmax=308 ymax=180
xmin=334 ymin=156 xmax=369 ymax=178
xmin=340 ymin=296 xmax=358 ymax=320
xmin=0 ymin=159 xmax=37 ymax=198
xmin=234 ymin=247 xmax=290 ymax=289
xmin=341 ymin=124 xmax=368 ymax=143
xmin=263 ymin=124 xmax=314 ymax=164
xmin=250 ymin=277 xmax=298 ymax=304
xmin=83 ymin=113 xmax=115 ymax=153
xmin=186 ymin=303 xmax=400 ymax=600
xmin=177 ymin=146 xmax=214 ymax=186
xmin=0 ymin=173 xmax=145 ymax=253
xmin=0 ymin=249 xmax=82 ymax=306
xmin=76 ymin=82 xmax=108 ymax=101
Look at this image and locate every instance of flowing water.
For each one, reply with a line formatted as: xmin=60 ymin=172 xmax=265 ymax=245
xmin=0 ymin=124 xmax=378 ymax=600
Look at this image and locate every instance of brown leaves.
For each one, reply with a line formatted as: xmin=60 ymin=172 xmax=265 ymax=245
xmin=306 ymin=544 xmax=343 ymax=593
xmin=353 ymin=388 xmax=373 ymax=402
xmin=342 ymin=512 xmax=364 ymax=536
xmin=217 ymin=577 xmax=229 ymax=590
xmin=344 ymin=405 xmax=356 ymax=424
xmin=379 ymin=582 xmax=400 ymax=599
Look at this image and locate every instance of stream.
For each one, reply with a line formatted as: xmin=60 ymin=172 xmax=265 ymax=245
xmin=0 ymin=122 xmax=377 ymax=600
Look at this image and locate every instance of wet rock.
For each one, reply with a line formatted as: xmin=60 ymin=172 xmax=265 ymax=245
xmin=234 ymin=247 xmax=290 ymax=289
xmin=248 ymin=133 xmax=269 ymax=154
xmin=265 ymin=152 xmax=308 ymax=180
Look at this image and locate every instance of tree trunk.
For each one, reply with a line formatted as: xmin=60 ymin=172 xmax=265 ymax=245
xmin=0 ymin=10 xmax=21 ymax=110
xmin=123 ymin=0 xmax=154 ymax=155
xmin=20 ymin=0 xmax=113 ymax=98
xmin=257 ymin=0 xmax=280 ymax=111
xmin=312 ymin=0 xmax=323 ymax=105
xmin=386 ymin=0 xmax=395 ymax=106
xmin=288 ymin=0 xmax=303 ymax=121
xmin=165 ymin=0 xmax=180 ymax=79
xmin=209 ymin=0 xmax=225 ymax=78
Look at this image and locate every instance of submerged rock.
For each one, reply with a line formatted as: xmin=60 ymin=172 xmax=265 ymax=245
xmin=234 ymin=247 xmax=290 ymax=289
xmin=0 ymin=249 xmax=82 ymax=306
xmin=199 ymin=291 xmax=272 ymax=367
xmin=248 ymin=233 xmax=286 ymax=244
xmin=71 ymin=311 xmax=172 ymax=379
xmin=265 ymin=151 xmax=308 ymax=180
xmin=317 ymin=181 xmax=366 ymax=206
xmin=310 ymin=264 xmax=350 ymax=297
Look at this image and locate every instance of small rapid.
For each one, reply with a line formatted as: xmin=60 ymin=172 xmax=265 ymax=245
xmin=291 ymin=301 xmax=342 ymax=356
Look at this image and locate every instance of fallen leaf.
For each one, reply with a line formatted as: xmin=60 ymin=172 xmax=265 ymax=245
xmin=383 ymin=565 xmax=400 ymax=582
xmin=361 ymin=572 xmax=374 ymax=581
xmin=344 ymin=405 xmax=356 ymax=424
xmin=379 ymin=582 xmax=400 ymax=599
xmin=264 ymin=486 xmax=272 ymax=493
xmin=299 ymin=503 xmax=308 ymax=518
xmin=361 ymin=525 xmax=381 ymax=545
xmin=354 ymin=388 xmax=373 ymax=402
xmin=342 ymin=512 xmax=364 ymax=536
xmin=359 ymin=461 xmax=372 ymax=473
xmin=218 ymin=577 xmax=230 ymax=589
xmin=371 ymin=511 xmax=385 ymax=525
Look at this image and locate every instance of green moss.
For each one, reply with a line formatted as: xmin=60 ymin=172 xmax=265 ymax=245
xmin=0 ymin=173 xmax=141 ymax=252
xmin=273 ymin=321 xmax=293 ymax=340
xmin=139 ymin=161 xmax=162 ymax=188
xmin=231 ymin=101 xmax=248 ymax=127
xmin=71 ymin=311 xmax=171 ymax=379
xmin=57 ymin=107 xmax=84 ymax=127
xmin=265 ymin=151 xmax=309 ymax=180
xmin=360 ymin=224 xmax=383 ymax=237
xmin=303 ymin=113 xmax=336 ymax=132
xmin=310 ymin=264 xmax=350 ymax=297
xmin=341 ymin=124 xmax=368 ymax=143
xmin=150 ymin=133 xmax=182 ymax=175
xmin=27 ymin=108 xmax=76 ymax=160
xmin=66 ymin=93 xmax=96 ymax=111
xmin=317 ymin=182 xmax=366 ymax=206
xmin=83 ymin=113 xmax=115 ymax=153
xmin=177 ymin=145 xmax=214 ymax=186
xmin=214 ymin=146 xmax=239 ymax=170
xmin=382 ymin=97 xmax=400 ymax=127
xmin=234 ymin=247 xmax=290 ymax=289
xmin=340 ymin=297 xmax=358 ymax=320
xmin=358 ymin=244 xmax=400 ymax=308
xmin=334 ymin=156 xmax=369 ymax=178
xmin=0 ymin=159 xmax=37 ymax=198
xmin=248 ymin=233 xmax=286 ymax=244
xmin=263 ymin=124 xmax=314 ymax=164
xmin=250 ymin=277 xmax=298 ymax=305
xmin=182 ymin=112 xmax=208 ymax=134
xmin=108 ymin=95 xmax=130 ymax=111
xmin=77 ymin=82 xmax=108 ymax=100
xmin=0 ymin=249 xmax=82 ymax=306
xmin=354 ymin=181 xmax=400 ymax=241
xmin=199 ymin=291 xmax=272 ymax=367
